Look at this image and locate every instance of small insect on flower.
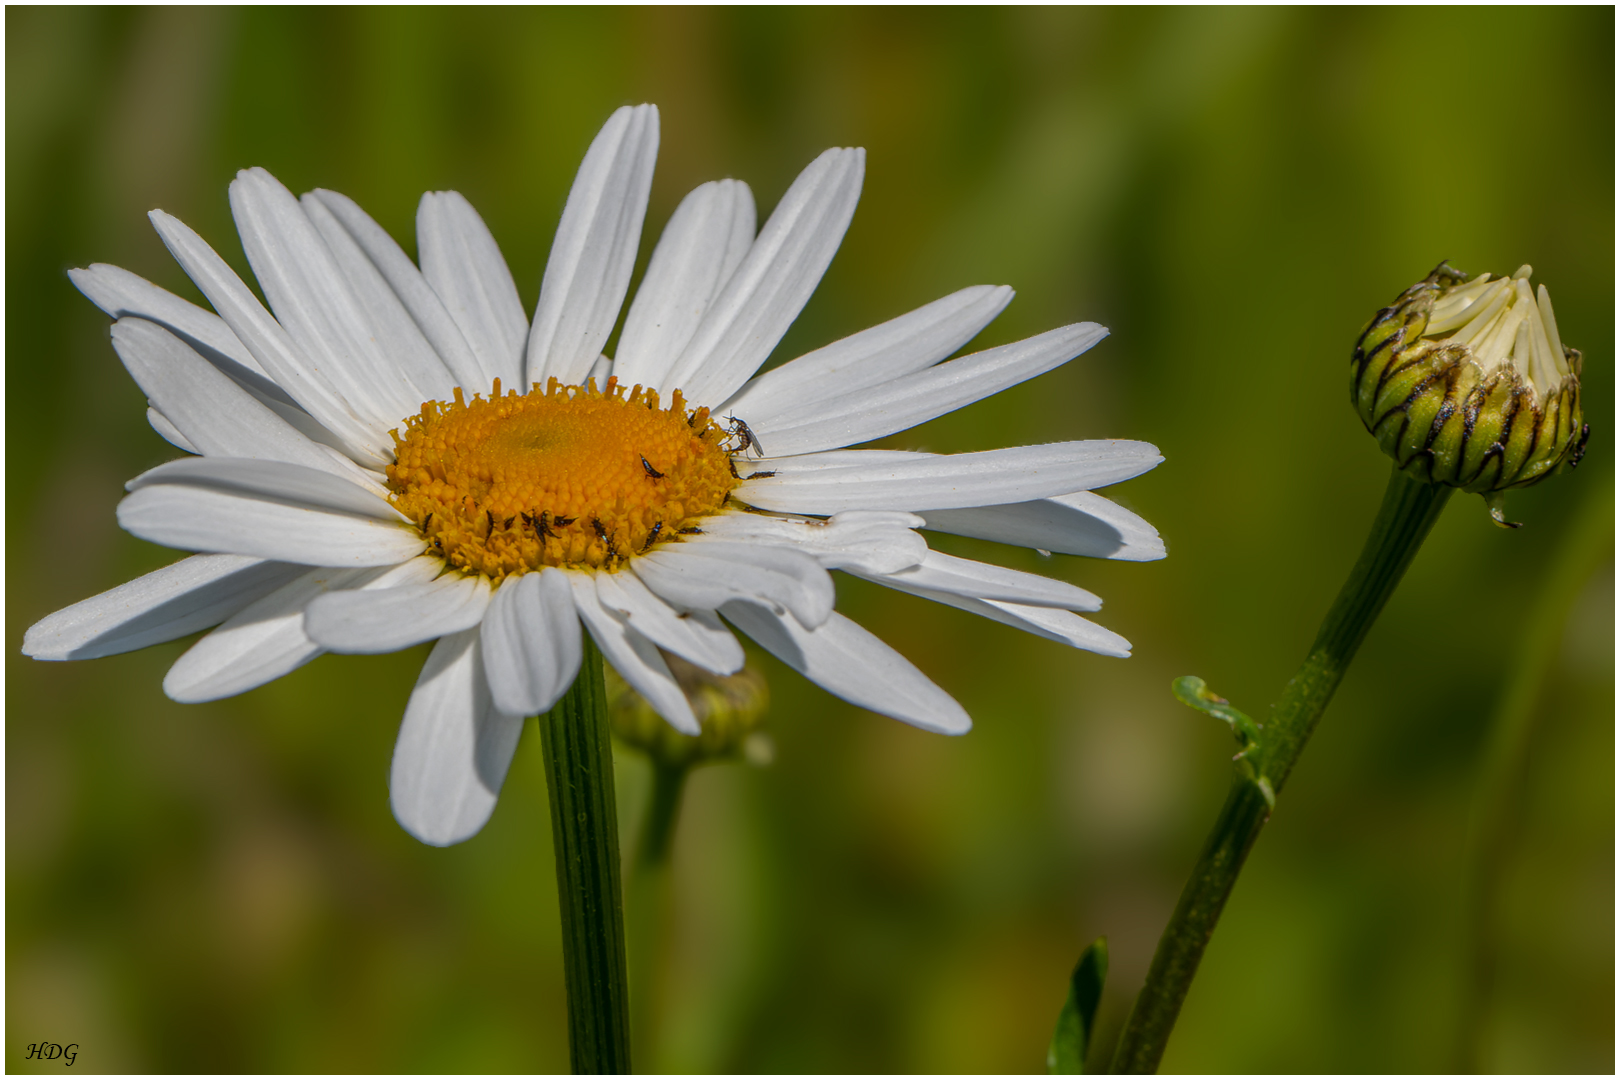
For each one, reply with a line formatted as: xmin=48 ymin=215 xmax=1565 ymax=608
xmin=723 ymin=415 xmax=763 ymax=457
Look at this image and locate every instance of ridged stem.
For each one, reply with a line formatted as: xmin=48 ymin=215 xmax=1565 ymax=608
xmin=539 ymin=637 xmax=631 ymax=1075
xmin=1112 ymin=467 xmax=1452 ymax=1073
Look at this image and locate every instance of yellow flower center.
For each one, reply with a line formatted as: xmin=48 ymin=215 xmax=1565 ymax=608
xmin=387 ymin=377 xmax=740 ymax=580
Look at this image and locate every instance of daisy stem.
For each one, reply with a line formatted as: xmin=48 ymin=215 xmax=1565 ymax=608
xmin=539 ymin=637 xmax=632 ymax=1074
xmin=1111 ymin=467 xmax=1451 ymax=1073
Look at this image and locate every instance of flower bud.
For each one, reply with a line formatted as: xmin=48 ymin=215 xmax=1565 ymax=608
xmin=1351 ymin=263 xmax=1588 ymax=524
xmin=606 ymin=655 xmax=771 ymax=769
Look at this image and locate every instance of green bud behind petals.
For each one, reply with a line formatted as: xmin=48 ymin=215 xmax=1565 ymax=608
xmin=1351 ymin=262 xmax=1589 ymax=525
xmin=606 ymin=655 xmax=771 ymax=770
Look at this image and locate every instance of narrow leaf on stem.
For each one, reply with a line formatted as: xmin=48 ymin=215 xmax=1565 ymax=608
xmin=1048 ymin=937 xmax=1108 ymax=1074
xmin=1171 ymin=676 xmax=1273 ymax=807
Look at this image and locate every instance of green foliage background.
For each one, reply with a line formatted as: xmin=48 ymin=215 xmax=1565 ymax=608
xmin=8 ymin=7 xmax=1612 ymax=1072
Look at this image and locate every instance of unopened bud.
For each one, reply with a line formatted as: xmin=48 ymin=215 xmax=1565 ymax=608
xmin=606 ymin=655 xmax=770 ymax=769
xmin=1351 ymin=262 xmax=1588 ymax=524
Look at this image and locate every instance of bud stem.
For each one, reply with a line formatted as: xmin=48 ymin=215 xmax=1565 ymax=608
xmin=627 ymin=761 xmax=689 ymax=1071
xmin=637 ymin=760 xmax=690 ymax=870
xmin=539 ymin=637 xmax=632 ymax=1074
xmin=1112 ymin=468 xmax=1452 ymax=1073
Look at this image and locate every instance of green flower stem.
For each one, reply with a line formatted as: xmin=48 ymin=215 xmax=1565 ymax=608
xmin=627 ymin=761 xmax=689 ymax=1071
xmin=539 ymin=637 xmax=631 ymax=1075
xmin=637 ymin=761 xmax=690 ymax=871
xmin=1112 ymin=467 xmax=1453 ymax=1073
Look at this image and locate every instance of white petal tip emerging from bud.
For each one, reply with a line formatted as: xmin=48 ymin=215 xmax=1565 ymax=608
xmin=1421 ymin=266 xmax=1572 ymax=401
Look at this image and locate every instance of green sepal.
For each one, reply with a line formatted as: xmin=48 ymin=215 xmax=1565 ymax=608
xmin=1484 ymin=491 xmax=1521 ymax=529
xmin=1047 ymin=937 xmax=1108 ymax=1074
xmin=1172 ymin=676 xmax=1275 ymax=807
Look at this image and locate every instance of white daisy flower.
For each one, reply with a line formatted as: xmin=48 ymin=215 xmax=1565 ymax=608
xmin=24 ymin=104 xmax=1165 ymax=846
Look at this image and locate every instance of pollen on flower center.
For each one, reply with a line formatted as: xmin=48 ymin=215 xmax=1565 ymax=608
xmin=387 ymin=376 xmax=740 ymax=580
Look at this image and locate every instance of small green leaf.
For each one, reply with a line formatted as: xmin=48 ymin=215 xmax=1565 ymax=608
xmin=1172 ymin=677 xmax=1275 ymax=808
xmin=1047 ymin=937 xmax=1108 ymax=1074
xmin=1171 ymin=676 xmax=1260 ymax=743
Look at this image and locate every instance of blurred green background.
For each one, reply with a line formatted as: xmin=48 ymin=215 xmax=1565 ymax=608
xmin=7 ymin=7 xmax=1612 ymax=1073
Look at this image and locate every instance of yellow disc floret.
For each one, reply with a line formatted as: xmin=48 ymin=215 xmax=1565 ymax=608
xmin=387 ymin=377 xmax=740 ymax=580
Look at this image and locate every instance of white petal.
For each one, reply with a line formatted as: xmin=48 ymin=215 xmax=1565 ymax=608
xmin=632 ymin=539 xmax=834 ymax=628
xmin=70 ymin=262 xmax=274 ymax=385
xmin=118 ymin=304 xmax=372 ymax=476
xmin=307 ymin=188 xmax=490 ymax=393
xmin=875 ymin=578 xmax=1132 ymax=658
xmin=739 ymin=441 xmax=1164 ymax=514
xmin=417 ymin=190 xmax=527 ymax=392
xmin=745 ymin=448 xmax=928 ymax=472
xmin=586 ymin=353 xmax=613 ymax=387
xmin=591 ymin=569 xmax=745 ymax=674
xmin=147 ymin=407 xmax=199 ymax=453
xmin=479 ymin=569 xmax=583 ymax=716
xmin=719 ymin=601 xmax=970 ymax=735
xmin=300 ymin=192 xmax=458 ymax=403
xmin=120 ymin=459 xmax=422 ymax=567
xmin=614 ymin=178 xmax=756 ymax=391
xmin=23 ymin=554 xmax=304 ymax=661
xmin=754 ymin=322 xmax=1108 ymax=456
xmin=289 ymin=440 xmax=396 ymax=500
xmin=148 ymin=209 xmax=387 ymax=464
xmin=526 ymin=104 xmax=661 ymax=388
xmin=692 ymin=509 xmax=927 ymax=575
xmin=720 ymin=284 xmax=1013 ymax=426
xmin=391 ymin=626 xmax=525 ymax=846
xmin=111 ymin=318 xmax=358 ymax=477
xmin=568 ymin=571 xmax=698 ymax=735
xmin=664 ymin=147 xmax=865 ymax=407
xmin=1536 ymin=283 xmax=1566 ymax=373
xmin=73 ymin=266 xmax=348 ymax=456
xmin=980 ymin=600 xmax=1131 ymax=657
xmin=229 ymin=168 xmax=426 ymax=431
xmin=162 ymin=564 xmax=382 ymax=702
xmin=290 ymin=443 xmax=393 ymax=500
xmin=920 ymin=490 xmax=1166 ymax=562
xmin=126 ymin=456 xmax=403 ymax=520
xmin=303 ymin=559 xmax=484 ymax=653
xmin=118 ymin=485 xmax=419 ymax=566
xmin=855 ymin=549 xmax=1101 ymax=610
